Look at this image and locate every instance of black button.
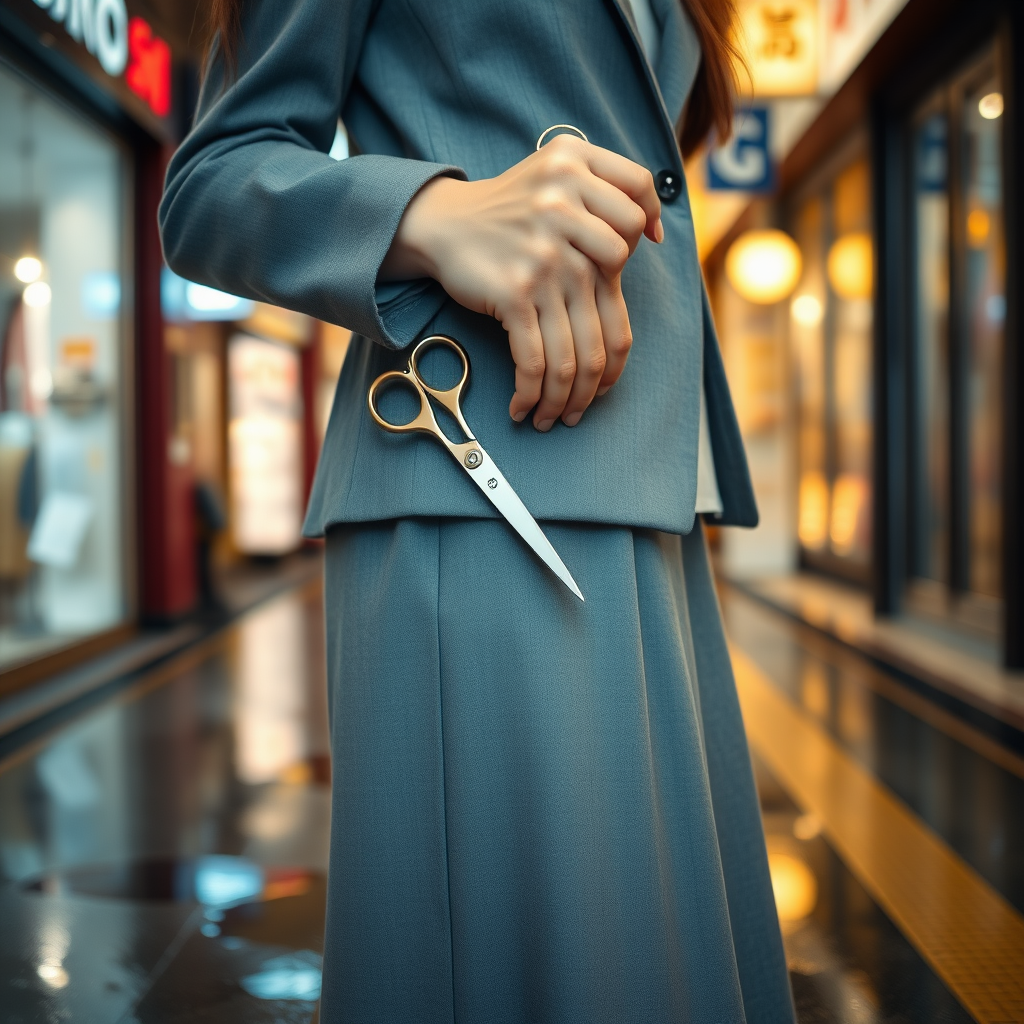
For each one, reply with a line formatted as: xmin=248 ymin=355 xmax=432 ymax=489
xmin=655 ymin=168 xmax=682 ymax=203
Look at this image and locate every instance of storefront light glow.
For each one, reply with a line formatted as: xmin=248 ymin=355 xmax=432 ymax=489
xmin=193 ymin=855 xmax=264 ymax=907
xmin=791 ymin=294 xmax=823 ymax=327
xmin=826 ymin=232 xmax=873 ymax=300
xmin=161 ymin=269 xmax=256 ymax=321
xmin=23 ymin=281 xmax=53 ymax=308
xmin=14 ymin=256 xmax=43 ymax=283
xmin=82 ymin=271 xmax=122 ymax=316
xmin=725 ymin=229 xmax=802 ymax=304
xmin=186 ymin=282 xmax=246 ymax=312
xmin=978 ymin=91 xmax=1004 ymax=119
xmin=768 ymin=851 xmax=818 ymax=924
xmin=967 ymin=209 xmax=990 ymax=247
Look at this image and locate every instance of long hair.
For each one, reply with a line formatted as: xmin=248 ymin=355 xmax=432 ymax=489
xmin=206 ymin=0 xmax=739 ymax=155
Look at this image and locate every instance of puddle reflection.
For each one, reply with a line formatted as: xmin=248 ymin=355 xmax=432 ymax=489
xmin=241 ymin=951 xmax=322 ymax=1002
xmin=235 ymin=597 xmax=314 ymax=786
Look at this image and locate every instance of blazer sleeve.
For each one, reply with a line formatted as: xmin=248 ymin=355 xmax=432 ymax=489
xmin=158 ymin=0 xmax=465 ymax=348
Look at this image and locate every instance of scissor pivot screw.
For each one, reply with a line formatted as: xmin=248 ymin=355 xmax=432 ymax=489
xmin=464 ymin=450 xmax=482 ymax=469
xmin=487 ymin=478 xmax=498 ymax=489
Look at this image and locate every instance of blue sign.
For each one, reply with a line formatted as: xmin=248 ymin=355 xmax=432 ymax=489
xmin=707 ymin=107 xmax=774 ymax=193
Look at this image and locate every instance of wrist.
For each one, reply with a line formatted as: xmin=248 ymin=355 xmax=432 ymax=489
xmin=381 ymin=174 xmax=463 ymax=282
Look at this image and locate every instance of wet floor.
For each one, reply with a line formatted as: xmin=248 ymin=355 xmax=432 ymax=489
xmin=0 ymin=579 xmax=331 ymax=1023
xmin=0 ymin=570 xmax=1019 ymax=1022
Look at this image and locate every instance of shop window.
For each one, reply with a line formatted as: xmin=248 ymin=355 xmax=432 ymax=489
xmin=0 ymin=64 xmax=130 ymax=671
xmin=790 ymin=153 xmax=874 ymax=580
xmin=907 ymin=42 xmax=1004 ymax=629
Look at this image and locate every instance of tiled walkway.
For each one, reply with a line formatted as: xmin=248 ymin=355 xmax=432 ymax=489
xmin=1 ymin=572 xmax=1021 ymax=1021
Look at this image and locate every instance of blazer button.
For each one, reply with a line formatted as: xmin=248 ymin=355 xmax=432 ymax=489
xmin=655 ymin=169 xmax=682 ymax=203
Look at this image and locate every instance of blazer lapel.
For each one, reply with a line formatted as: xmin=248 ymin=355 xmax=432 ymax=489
xmin=648 ymin=0 xmax=702 ymax=128
xmin=605 ymin=0 xmax=698 ymax=150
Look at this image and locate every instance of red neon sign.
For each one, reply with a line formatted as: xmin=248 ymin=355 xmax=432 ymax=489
xmin=126 ymin=17 xmax=171 ymax=118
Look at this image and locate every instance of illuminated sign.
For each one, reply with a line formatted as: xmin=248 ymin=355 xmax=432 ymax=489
xmin=31 ymin=0 xmax=128 ymax=75
xmin=30 ymin=0 xmax=171 ymax=117
xmin=820 ymin=0 xmax=909 ymax=93
xmin=734 ymin=0 xmax=818 ymax=97
xmin=126 ymin=17 xmax=170 ymax=117
xmin=707 ymin=107 xmax=774 ymax=192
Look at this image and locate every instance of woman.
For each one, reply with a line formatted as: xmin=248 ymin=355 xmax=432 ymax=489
xmin=161 ymin=0 xmax=795 ymax=1020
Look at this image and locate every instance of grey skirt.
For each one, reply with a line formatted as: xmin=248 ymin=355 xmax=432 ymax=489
xmin=321 ymin=519 xmax=794 ymax=1024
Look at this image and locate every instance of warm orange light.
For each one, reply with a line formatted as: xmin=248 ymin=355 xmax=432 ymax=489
xmin=967 ymin=209 xmax=990 ymax=247
xmin=725 ymin=229 xmax=803 ymax=304
xmin=827 ymin=232 xmax=873 ymax=300
xmin=791 ymin=294 xmax=824 ymax=327
xmin=768 ymin=851 xmax=818 ymax=922
xmin=830 ymin=473 xmax=868 ymax=555
xmin=798 ymin=471 xmax=829 ymax=549
xmin=793 ymin=814 xmax=822 ymax=841
xmin=978 ymin=92 xmax=1003 ymax=120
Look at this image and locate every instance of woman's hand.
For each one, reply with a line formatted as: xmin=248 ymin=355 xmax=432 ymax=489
xmin=380 ymin=135 xmax=663 ymax=430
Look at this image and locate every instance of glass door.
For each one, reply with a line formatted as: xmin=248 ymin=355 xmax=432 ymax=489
xmin=907 ymin=42 xmax=1004 ymax=636
xmin=0 ymin=61 xmax=132 ymax=671
xmin=791 ymin=149 xmax=874 ymax=581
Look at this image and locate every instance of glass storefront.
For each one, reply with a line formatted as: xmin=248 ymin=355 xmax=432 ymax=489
xmin=791 ymin=151 xmax=874 ymax=578
xmin=907 ymin=41 xmax=1004 ymax=628
xmin=0 ymin=62 xmax=130 ymax=670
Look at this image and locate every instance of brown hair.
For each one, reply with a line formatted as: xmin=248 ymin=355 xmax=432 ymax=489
xmin=206 ymin=0 xmax=739 ymax=155
xmin=678 ymin=0 xmax=743 ymax=156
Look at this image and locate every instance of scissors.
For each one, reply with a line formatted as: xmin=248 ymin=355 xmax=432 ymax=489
xmin=367 ymin=335 xmax=584 ymax=601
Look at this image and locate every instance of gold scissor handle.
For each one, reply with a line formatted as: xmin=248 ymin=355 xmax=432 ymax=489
xmin=367 ymin=334 xmax=475 ymax=444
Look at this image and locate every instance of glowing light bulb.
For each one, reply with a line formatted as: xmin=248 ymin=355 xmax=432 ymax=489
xmin=725 ymin=229 xmax=803 ymax=304
xmin=23 ymin=281 xmax=52 ymax=307
xmin=978 ymin=92 xmax=1003 ymax=120
xmin=768 ymin=851 xmax=818 ymax=923
xmin=791 ymin=294 xmax=823 ymax=327
xmin=14 ymin=256 xmax=43 ymax=283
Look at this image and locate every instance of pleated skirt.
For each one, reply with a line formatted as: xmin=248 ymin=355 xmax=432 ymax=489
xmin=320 ymin=518 xmax=795 ymax=1024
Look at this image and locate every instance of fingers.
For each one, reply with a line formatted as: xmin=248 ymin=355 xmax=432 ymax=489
xmin=502 ymin=261 xmax=631 ymax=430
xmin=581 ymin=176 xmax=649 ymax=256
xmin=594 ymin=275 xmax=632 ymax=393
xmin=532 ymin=301 xmax=576 ymax=430
xmin=505 ymin=305 xmax=545 ymax=422
xmin=561 ymin=287 xmax=606 ymax=426
xmin=562 ymin=213 xmax=631 ymax=280
xmin=584 ymin=145 xmax=663 ymax=243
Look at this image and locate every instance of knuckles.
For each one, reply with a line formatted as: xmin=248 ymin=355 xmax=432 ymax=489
xmin=607 ymin=236 xmax=630 ymax=272
xmin=608 ymin=332 xmax=633 ymax=358
xmin=519 ymin=353 xmax=547 ymax=381
xmin=583 ymin=347 xmax=607 ymax=377
xmin=553 ymin=358 xmax=578 ymax=386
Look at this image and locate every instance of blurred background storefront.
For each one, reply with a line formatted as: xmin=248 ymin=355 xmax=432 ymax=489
xmin=0 ymin=0 xmax=349 ymax=696
xmin=697 ymin=0 xmax=1023 ymax=673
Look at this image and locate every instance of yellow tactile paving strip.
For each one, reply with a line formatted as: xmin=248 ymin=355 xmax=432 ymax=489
xmin=731 ymin=645 xmax=1024 ymax=1024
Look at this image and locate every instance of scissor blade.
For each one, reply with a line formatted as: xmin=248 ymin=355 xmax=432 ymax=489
xmin=462 ymin=449 xmax=584 ymax=601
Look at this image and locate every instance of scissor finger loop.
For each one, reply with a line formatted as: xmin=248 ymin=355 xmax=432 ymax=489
xmin=408 ymin=335 xmax=475 ymax=439
xmin=367 ymin=369 xmax=440 ymax=436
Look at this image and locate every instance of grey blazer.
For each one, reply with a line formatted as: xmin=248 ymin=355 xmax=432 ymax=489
xmin=159 ymin=0 xmax=758 ymax=535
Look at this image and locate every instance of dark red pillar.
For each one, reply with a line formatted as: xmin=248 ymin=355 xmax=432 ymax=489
xmin=136 ymin=141 xmax=196 ymax=620
xmin=301 ymin=322 xmax=323 ymax=507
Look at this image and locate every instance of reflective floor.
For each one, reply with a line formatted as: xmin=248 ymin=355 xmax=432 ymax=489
xmin=0 ymin=578 xmax=331 ymax=1023
xmin=0 ymin=570 xmax=1022 ymax=1022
